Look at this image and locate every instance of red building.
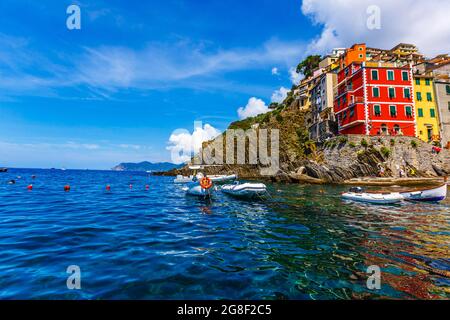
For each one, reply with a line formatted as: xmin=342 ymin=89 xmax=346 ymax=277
xmin=334 ymin=61 xmax=416 ymax=136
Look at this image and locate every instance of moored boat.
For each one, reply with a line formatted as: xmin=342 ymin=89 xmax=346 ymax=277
xmin=207 ymin=174 xmax=237 ymax=184
xmin=0 ymin=168 xmax=8 ymax=173
xmin=221 ymin=182 xmax=268 ymax=199
xmin=400 ymin=183 xmax=447 ymax=202
xmin=184 ymin=184 xmax=214 ymax=198
xmin=174 ymin=175 xmax=194 ymax=183
xmin=342 ymin=187 xmax=403 ymax=204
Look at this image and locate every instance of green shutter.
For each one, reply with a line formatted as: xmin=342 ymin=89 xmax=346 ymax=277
xmin=404 ymin=88 xmax=410 ymax=98
xmin=390 ymin=105 xmax=397 ymax=116
xmin=373 ymin=87 xmax=379 ymax=97
xmin=402 ymin=71 xmax=408 ymax=81
xmin=374 ymin=105 xmax=381 ymax=115
xmin=416 ymin=92 xmax=422 ymax=101
xmin=418 ymin=108 xmax=423 ymax=117
xmin=430 ymin=109 xmax=436 ymax=118
xmin=372 ymin=70 xmax=378 ymax=80
xmin=425 ymin=79 xmax=430 ymax=86
xmin=389 ymin=87 xmax=395 ymax=98
xmin=446 ymin=85 xmax=450 ymax=95
xmin=388 ymin=71 xmax=394 ymax=80
xmin=405 ymin=106 xmax=412 ymax=116
xmin=415 ymin=79 xmax=420 ymax=85
xmin=427 ymin=92 xmax=432 ymax=101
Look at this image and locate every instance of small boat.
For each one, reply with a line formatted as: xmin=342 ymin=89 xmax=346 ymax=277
xmin=221 ymin=182 xmax=268 ymax=199
xmin=184 ymin=184 xmax=214 ymax=198
xmin=0 ymin=168 xmax=8 ymax=173
xmin=400 ymin=183 xmax=447 ymax=202
xmin=207 ymin=174 xmax=237 ymax=184
xmin=342 ymin=187 xmax=403 ymax=204
xmin=174 ymin=175 xmax=194 ymax=183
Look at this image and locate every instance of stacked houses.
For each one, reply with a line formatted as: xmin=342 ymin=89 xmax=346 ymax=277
xmin=295 ymin=43 xmax=450 ymax=149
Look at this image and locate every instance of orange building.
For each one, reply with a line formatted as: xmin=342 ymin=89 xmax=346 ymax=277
xmin=339 ymin=43 xmax=367 ymax=70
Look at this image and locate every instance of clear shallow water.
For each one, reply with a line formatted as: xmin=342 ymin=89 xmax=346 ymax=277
xmin=0 ymin=168 xmax=449 ymax=300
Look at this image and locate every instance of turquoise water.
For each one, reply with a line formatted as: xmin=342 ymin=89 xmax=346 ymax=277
xmin=0 ymin=168 xmax=449 ymax=299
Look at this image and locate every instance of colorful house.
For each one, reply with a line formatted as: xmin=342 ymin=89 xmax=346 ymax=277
xmin=334 ymin=61 xmax=416 ymax=136
xmin=413 ymin=75 xmax=440 ymax=142
xmin=339 ymin=43 xmax=367 ymax=70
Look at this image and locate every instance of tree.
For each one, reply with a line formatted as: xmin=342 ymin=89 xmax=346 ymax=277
xmin=296 ymin=55 xmax=322 ymax=78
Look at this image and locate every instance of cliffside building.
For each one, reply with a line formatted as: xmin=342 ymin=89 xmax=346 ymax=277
xmin=413 ymin=74 xmax=440 ymax=143
xmin=334 ymin=61 xmax=416 ymax=136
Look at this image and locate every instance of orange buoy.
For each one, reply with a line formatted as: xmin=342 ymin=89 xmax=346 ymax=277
xmin=27 ymin=184 xmax=33 ymax=190
xmin=64 ymin=185 xmax=71 ymax=192
xmin=199 ymin=177 xmax=213 ymax=190
xmin=106 ymin=185 xmax=111 ymax=191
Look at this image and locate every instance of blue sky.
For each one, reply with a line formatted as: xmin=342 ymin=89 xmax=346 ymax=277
xmin=0 ymin=0 xmax=448 ymax=169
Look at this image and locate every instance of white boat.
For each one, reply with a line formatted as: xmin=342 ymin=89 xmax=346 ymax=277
xmin=342 ymin=187 xmax=403 ymax=204
xmin=221 ymin=182 xmax=268 ymax=199
xmin=207 ymin=174 xmax=238 ymax=183
xmin=184 ymin=184 xmax=214 ymax=198
xmin=400 ymin=183 xmax=447 ymax=202
xmin=174 ymin=175 xmax=194 ymax=183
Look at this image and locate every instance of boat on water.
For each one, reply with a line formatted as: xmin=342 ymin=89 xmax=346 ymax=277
xmin=400 ymin=183 xmax=447 ymax=202
xmin=221 ymin=182 xmax=268 ymax=199
xmin=0 ymin=168 xmax=7 ymax=173
xmin=207 ymin=174 xmax=237 ymax=184
xmin=184 ymin=184 xmax=214 ymax=198
xmin=342 ymin=187 xmax=404 ymax=204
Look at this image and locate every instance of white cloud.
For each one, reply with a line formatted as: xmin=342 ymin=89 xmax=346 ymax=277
xmin=166 ymin=123 xmax=221 ymax=164
xmin=289 ymin=67 xmax=303 ymax=85
xmin=237 ymin=97 xmax=269 ymax=119
xmin=301 ymin=0 xmax=450 ymax=57
xmin=271 ymin=87 xmax=289 ymax=103
xmin=271 ymin=67 xmax=279 ymax=75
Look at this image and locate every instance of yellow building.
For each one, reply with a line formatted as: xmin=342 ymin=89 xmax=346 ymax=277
xmin=414 ymin=75 xmax=440 ymax=143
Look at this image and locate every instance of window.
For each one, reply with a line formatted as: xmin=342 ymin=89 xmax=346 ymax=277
xmin=448 ymin=101 xmax=450 ymax=111
xmin=381 ymin=124 xmax=388 ymax=135
xmin=349 ymin=107 xmax=355 ymax=117
xmin=389 ymin=87 xmax=396 ymax=98
xmin=418 ymin=108 xmax=424 ymax=117
xmin=337 ymin=98 xmax=340 ymax=107
xmin=446 ymin=85 xmax=450 ymax=95
xmin=374 ymin=105 xmax=381 ymax=116
xmin=371 ymin=70 xmax=379 ymax=80
xmin=345 ymin=68 xmax=349 ymax=76
xmin=359 ymin=54 xmax=363 ymax=58
xmin=394 ymin=125 xmax=400 ymax=134
xmin=402 ymin=71 xmax=409 ymax=81
xmin=343 ymin=111 xmax=347 ymax=119
xmin=425 ymin=79 xmax=430 ymax=86
xmin=404 ymin=88 xmax=411 ymax=99
xmin=426 ymin=92 xmax=433 ymax=102
xmin=373 ymin=87 xmax=380 ymax=97
xmin=387 ymin=70 xmax=395 ymax=81
xmin=416 ymin=92 xmax=422 ymax=101
xmin=405 ymin=106 xmax=413 ymax=117
xmin=415 ymin=79 xmax=420 ymax=85
xmin=430 ymin=108 xmax=436 ymax=118
xmin=390 ymin=105 xmax=397 ymax=117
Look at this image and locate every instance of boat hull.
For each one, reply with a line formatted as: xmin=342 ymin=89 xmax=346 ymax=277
xmin=207 ymin=174 xmax=237 ymax=184
xmin=400 ymin=184 xmax=447 ymax=202
xmin=222 ymin=183 xmax=267 ymax=199
xmin=342 ymin=192 xmax=403 ymax=204
xmin=185 ymin=185 xmax=213 ymax=198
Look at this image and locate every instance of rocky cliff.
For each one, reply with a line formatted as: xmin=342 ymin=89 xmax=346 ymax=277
xmin=164 ymin=100 xmax=450 ymax=184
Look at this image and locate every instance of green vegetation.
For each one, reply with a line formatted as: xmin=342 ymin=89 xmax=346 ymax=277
xmin=296 ymin=55 xmax=322 ymax=78
xmin=360 ymin=138 xmax=368 ymax=148
xmin=349 ymin=142 xmax=356 ymax=148
xmin=411 ymin=140 xmax=418 ymax=148
xmin=296 ymin=127 xmax=316 ymax=156
xmin=338 ymin=136 xmax=348 ymax=144
xmin=380 ymin=146 xmax=391 ymax=158
xmin=390 ymin=139 xmax=395 ymax=146
xmin=275 ymin=113 xmax=283 ymax=122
